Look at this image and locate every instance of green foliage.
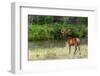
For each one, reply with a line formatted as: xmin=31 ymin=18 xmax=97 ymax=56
xmin=28 ymin=24 xmax=87 ymax=41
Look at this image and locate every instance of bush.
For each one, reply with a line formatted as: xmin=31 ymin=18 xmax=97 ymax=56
xmin=28 ymin=24 xmax=87 ymax=41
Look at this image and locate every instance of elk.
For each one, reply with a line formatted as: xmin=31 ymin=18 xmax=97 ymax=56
xmin=61 ymin=28 xmax=81 ymax=55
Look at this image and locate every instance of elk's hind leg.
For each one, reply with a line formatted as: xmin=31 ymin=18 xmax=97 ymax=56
xmin=69 ymin=45 xmax=71 ymax=54
xmin=78 ymin=45 xmax=81 ymax=55
xmin=74 ymin=46 xmax=77 ymax=55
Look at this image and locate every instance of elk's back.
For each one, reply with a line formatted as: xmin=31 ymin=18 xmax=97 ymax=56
xmin=66 ymin=37 xmax=80 ymax=46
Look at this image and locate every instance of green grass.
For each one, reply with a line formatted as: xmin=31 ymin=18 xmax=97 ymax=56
xmin=28 ymin=40 xmax=88 ymax=61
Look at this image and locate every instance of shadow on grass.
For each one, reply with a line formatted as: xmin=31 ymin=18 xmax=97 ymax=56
xmin=28 ymin=40 xmax=65 ymax=49
xmin=28 ymin=38 xmax=87 ymax=49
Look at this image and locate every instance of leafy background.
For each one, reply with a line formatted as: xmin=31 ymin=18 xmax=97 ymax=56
xmin=28 ymin=15 xmax=88 ymax=41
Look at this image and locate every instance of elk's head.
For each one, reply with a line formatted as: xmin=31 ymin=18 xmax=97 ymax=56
xmin=60 ymin=28 xmax=71 ymax=39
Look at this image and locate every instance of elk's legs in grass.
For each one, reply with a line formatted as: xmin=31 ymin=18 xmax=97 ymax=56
xmin=69 ymin=45 xmax=80 ymax=55
xmin=74 ymin=45 xmax=81 ymax=55
xmin=68 ymin=45 xmax=81 ymax=55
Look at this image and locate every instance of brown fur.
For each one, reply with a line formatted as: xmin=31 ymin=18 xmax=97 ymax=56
xmin=66 ymin=37 xmax=81 ymax=55
xmin=67 ymin=37 xmax=80 ymax=46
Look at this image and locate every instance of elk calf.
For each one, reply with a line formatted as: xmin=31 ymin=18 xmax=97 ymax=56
xmin=60 ymin=28 xmax=81 ymax=55
xmin=66 ymin=37 xmax=80 ymax=55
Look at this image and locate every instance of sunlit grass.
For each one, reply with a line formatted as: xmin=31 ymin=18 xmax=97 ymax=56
xmin=28 ymin=44 xmax=88 ymax=61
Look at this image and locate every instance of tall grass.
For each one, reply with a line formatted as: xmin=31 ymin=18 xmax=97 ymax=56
xmin=28 ymin=44 xmax=88 ymax=60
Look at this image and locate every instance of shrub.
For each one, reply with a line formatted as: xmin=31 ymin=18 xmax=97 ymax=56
xmin=28 ymin=24 xmax=87 ymax=41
